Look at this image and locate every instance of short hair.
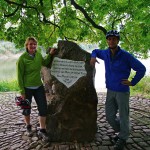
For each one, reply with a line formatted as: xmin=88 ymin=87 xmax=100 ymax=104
xmin=24 ymin=37 xmax=37 ymax=51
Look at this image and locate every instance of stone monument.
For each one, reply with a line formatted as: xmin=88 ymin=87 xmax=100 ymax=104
xmin=41 ymin=40 xmax=98 ymax=142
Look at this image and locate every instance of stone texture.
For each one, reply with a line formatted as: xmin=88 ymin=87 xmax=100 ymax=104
xmin=0 ymin=92 xmax=150 ymax=149
xmin=41 ymin=40 xmax=98 ymax=142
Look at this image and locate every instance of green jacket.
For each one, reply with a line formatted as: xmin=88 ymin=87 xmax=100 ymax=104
xmin=16 ymin=51 xmax=52 ymax=94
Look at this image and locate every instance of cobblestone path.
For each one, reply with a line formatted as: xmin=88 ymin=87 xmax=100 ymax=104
xmin=0 ymin=92 xmax=150 ymax=150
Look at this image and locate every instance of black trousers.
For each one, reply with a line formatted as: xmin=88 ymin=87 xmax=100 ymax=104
xmin=22 ymin=85 xmax=47 ymax=116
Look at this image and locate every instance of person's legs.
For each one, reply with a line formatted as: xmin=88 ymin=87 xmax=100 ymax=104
xmin=114 ymin=92 xmax=130 ymax=150
xmin=39 ymin=116 xmax=46 ymax=129
xmin=24 ymin=115 xmax=30 ymax=125
xmin=23 ymin=88 xmax=33 ymax=135
xmin=38 ymin=116 xmax=48 ymax=141
xmin=33 ymin=85 xmax=47 ymax=129
xmin=33 ymin=85 xmax=48 ymax=141
xmin=105 ymin=90 xmax=120 ymax=132
xmin=23 ymin=88 xmax=32 ymax=124
xmin=116 ymin=92 xmax=130 ymax=140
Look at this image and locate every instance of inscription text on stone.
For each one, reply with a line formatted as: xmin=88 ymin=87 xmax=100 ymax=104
xmin=51 ymin=57 xmax=87 ymax=88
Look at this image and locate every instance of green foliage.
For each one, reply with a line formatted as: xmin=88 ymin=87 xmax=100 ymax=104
xmin=130 ymin=75 xmax=150 ymax=99
xmin=0 ymin=0 xmax=149 ymax=57
xmin=0 ymin=76 xmax=150 ymax=99
xmin=0 ymin=79 xmax=19 ymax=92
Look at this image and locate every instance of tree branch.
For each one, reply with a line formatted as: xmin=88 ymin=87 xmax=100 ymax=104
xmin=39 ymin=0 xmax=44 ymax=7
xmin=50 ymin=0 xmax=56 ymax=28
xmin=41 ymin=13 xmax=60 ymax=28
xmin=4 ymin=0 xmax=39 ymax=17
xmin=4 ymin=6 xmax=20 ymax=17
xmin=110 ymin=13 xmax=126 ymax=29
xmin=77 ymin=18 xmax=97 ymax=35
xmin=4 ymin=0 xmax=60 ymax=29
xmin=70 ymin=0 xmax=107 ymax=35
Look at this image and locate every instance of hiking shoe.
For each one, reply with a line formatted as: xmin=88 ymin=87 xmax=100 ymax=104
xmin=114 ymin=138 xmax=126 ymax=150
xmin=111 ymin=135 xmax=119 ymax=144
xmin=38 ymin=129 xmax=49 ymax=142
xmin=26 ymin=124 xmax=33 ymax=137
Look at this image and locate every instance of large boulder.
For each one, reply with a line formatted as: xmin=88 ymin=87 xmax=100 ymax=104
xmin=41 ymin=40 xmax=98 ymax=142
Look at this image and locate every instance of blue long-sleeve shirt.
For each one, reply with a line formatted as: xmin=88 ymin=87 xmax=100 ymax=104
xmin=91 ymin=47 xmax=146 ymax=92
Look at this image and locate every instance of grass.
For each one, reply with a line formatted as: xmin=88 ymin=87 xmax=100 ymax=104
xmin=0 ymin=79 xmax=19 ymax=92
xmin=0 ymin=76 xmax=150 ymax=99
xmin=130 ymin=75 xmax=150 ymax=99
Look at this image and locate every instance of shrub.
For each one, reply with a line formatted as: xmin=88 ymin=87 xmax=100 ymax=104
xmin=0 ymin=79 xmax=19 ymax=92
xmin=130 ymin=75 xmax=150 ymax=98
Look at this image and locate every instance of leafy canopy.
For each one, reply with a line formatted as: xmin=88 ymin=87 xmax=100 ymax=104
xmin=0 ymin=0 xmax=149 ymax=58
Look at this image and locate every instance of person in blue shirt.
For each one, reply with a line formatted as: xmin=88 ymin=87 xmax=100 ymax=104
xmin=90 ymin=30 xmax=146 ymax=150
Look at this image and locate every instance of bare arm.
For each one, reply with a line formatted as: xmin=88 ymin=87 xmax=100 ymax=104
xmin=90 ymin=57 xmax=99 ymax=67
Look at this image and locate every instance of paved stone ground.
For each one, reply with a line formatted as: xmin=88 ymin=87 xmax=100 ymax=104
xmin=0 ymin=92 xmax=150 ymax=150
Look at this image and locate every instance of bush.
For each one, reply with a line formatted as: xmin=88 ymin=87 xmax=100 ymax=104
xmin=130 ymin=75 xmax=150 ymax=98
xmin=0 ymin=79 xmax=19 ymax=92
xmin=0 ymin=75 xmax=150 ymax=99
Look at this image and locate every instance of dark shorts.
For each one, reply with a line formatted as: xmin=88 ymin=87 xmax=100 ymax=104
xmin=22 ymin=85 xmax=47 ymax=116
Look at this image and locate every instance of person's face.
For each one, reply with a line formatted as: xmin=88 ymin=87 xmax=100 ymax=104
xmin=107 ymin=36 xmax=119 ymax=49
xmin=27 ymin=40 xmax=37 ymax=55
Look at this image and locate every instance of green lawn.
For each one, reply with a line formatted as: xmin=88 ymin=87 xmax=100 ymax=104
xmin=0 ymin=79 xmax=19 ymax=92
xmin=0 ymin=76 xmax=150 ymax=99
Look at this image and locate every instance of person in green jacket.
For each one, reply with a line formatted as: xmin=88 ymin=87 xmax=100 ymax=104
xmin=16 ymin=37 xmax=56 ymax=141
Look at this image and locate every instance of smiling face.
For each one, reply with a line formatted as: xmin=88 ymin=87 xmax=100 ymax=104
xmin=107 ymin=36 xmax=119 ymax=50
xmin=25 ymin=37 xmax=37 ymax=55
xmin=26 ymin=40 xmax=37 ymax=55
